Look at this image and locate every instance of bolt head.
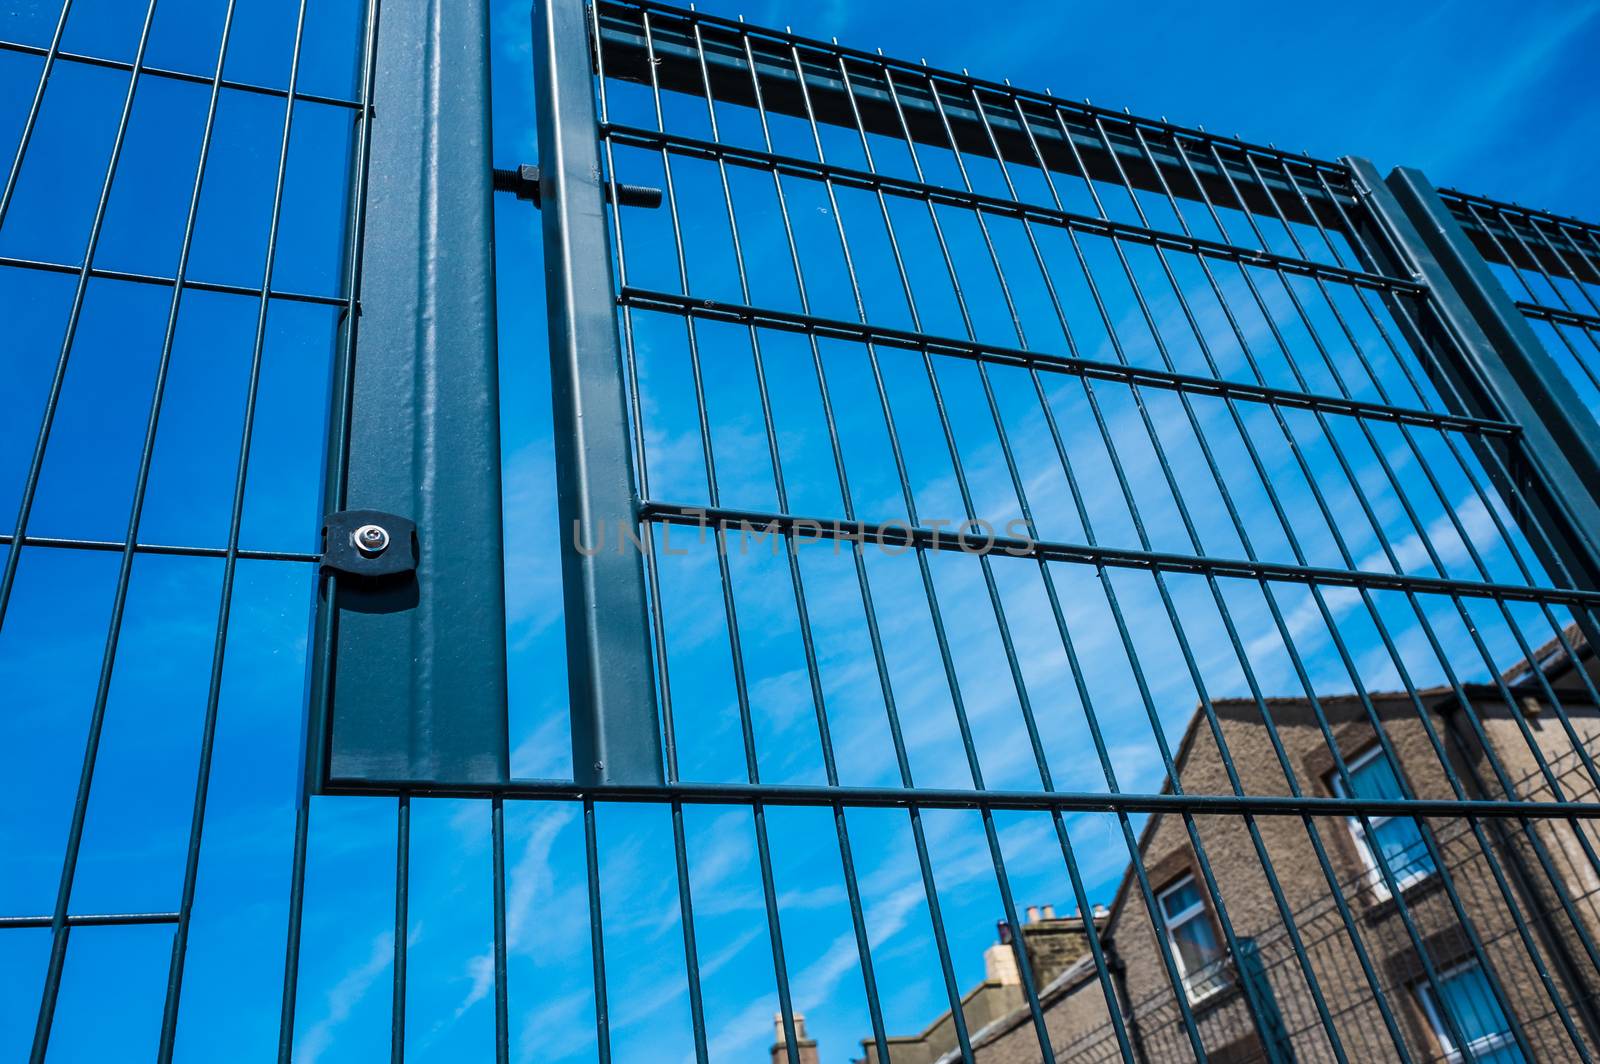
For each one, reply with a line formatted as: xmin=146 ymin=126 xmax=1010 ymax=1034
xmin=353 ymin=523 xmax=390 ymax=556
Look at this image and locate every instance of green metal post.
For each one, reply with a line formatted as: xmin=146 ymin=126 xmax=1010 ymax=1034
xmin=310 ymin=0 xmax=509 ymax=789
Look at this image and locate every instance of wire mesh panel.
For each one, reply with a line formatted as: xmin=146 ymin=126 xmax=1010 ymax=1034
xmin=1440 ymin=188 xmax=1600 ymax=422
xmin=4 ymin=1 xmax=1600 ymax=1063
xmin=576 ymin=2 xmax=1600 ymax=1061
xmin=0 ymin=0 xmax=369 ymax=1060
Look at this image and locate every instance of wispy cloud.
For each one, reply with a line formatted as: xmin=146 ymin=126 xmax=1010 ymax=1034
xmin=452 ymin=804 xmax=580 ymax=1020
xmin=296 ymin=928 xmax=408 ymax=1064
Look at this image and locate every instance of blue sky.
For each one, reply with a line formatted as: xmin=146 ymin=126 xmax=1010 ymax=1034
xmin=2 ymin=0 xmax=1599 ymax=1061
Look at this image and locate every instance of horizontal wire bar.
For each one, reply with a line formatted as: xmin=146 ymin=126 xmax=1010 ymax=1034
xmin=0 ymin=911 xmax=181 ymax=929
xmin=1518 ymin=300 xmax=1600 ymax=331
xmin=598 ymin=0 xmax=1352 ymax=179
xmin=321 ymin=776 xmax=1600 ymax=820
xmin=637 ymin=500 xmax=1600 ymax=606
xmin=0 ymin=533 xmax=319 ymax=564
xmin=618 ymin=286 xmax=1520 ymax=436
xmin=1440 ymin=186 xmax=1600 ymax=237
xmin=604 ymin=123 xmax=1423 ymax=296
xmin=0 ymin=253 xmax=351 ymax=308
xmin=0 ymin=37 xmax=363 ymax=110
xmin=1439 ymin=188 xmax=1600 ymax=283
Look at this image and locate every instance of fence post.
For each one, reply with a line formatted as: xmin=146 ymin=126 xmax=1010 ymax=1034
xmin=533 ymin=0 xmax=664 ymax=786
xmin=309 ymin=0 xmax=509 ymax=790
xmin=1346 ymin=158 xmax=1600 ymax=601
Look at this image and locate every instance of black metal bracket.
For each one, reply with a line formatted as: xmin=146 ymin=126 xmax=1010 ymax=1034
xmin=320 ymin=509 xmax=418 ymax=581
xmin=491 ymin=162 xmax=662 ymax=209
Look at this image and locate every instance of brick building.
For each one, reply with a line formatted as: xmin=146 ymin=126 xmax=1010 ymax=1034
xmin=849 ymin=908 xmax=1109 ymax=1064
xmin=858 ymin=629 xmax=1600 ymax=1063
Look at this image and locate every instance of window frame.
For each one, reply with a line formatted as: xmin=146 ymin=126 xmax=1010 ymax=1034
xmin=1155 ymin=873 xmax=1230 ymax=1004
xmin=1330 ymin=745 xmax=1435 ymax=899
xmin=1415 ymin=959 xmax=1521 ymax=1064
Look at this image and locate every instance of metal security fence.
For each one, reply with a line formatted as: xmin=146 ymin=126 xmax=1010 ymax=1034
xmin=4 ymin=1 xmax=1600 ymax=1063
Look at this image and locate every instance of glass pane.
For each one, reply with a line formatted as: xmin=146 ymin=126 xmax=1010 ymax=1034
xmin=1441 ymin=964 xmax=1519 ymax=1056
xmin=1369 ymin=818 xmax=1437 ymax=881
xmin=1347 ymin=752 xmax=1404 ymax=801
xmin=1170 ymin=914 xmax=1222 ymax=974
xmin=1158 ymin=878 xmax=1202 ymax=920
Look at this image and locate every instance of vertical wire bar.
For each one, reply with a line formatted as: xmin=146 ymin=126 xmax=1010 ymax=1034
xmin=1108 ymin=273 xmax=1415 ymax=1059
xmin=23 ymin=5 xmax=163 ymax=1057
xmin=491 ymin=797 xmax=509 ymax=1064
xmin=1008 ymin=95 xmax=1299 ymax=1064
xmin=277 ymin=802 xmax=313 ymax=1064
xmin=668 ymin=805 xmax=710 ymax=1064
xmin=391 ymin=794 xmax=409 ymax=1064
xmin=635 ymin=16 xmax=801 ymax=1061
xmin=1359 ymin=581 xmax=1600 ymax=1057
xmin=193 ymin=0 xmax=319 ymax=1050
xmin=1548 ymin=219 xmax=1600 ymax=307
xmin=1317 ymin=585 xmax=1547 ymax=1061
xmin=685 ymin=21 xmax=893 ymax=1059
xmin=1370 ymin=243 xmax=1600 ymax=691
xmin=694 ymin=51 xmax=903 ymax=1060
xmin=1109 ymin=125 xmax=1424 ymax=1024
xmin=1326 ymin=195 xmax=1580 ymax=598
xmin=1534 ymin=221 xmax=1600 ymax=380
xmin=307 ymin=0 xmax=384 ymax=780
xmin=584 ymin=800 xmax=612 ymax=1064
xmin=0 ymin=0 xmax=73 ymax=226
xmin=1466 ymin=206 xmax=1563 ymax=304
xmin=728 ymin=34 xmax=980 ymax=1059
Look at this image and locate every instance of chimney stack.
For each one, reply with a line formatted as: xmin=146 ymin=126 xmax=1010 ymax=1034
xmin=770 ymin=1012 xmax=820 ymax=1064
xmin=1026 ymin=905 xmax=1041 ymax=923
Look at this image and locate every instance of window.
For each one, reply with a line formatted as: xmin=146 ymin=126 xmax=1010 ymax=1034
xmin=1416 ymin=960 xmax=1524 ymax=1063
xmin=1331 ymin=746 xmax=1436 ymax=897
xmin=1157 ymin=875 xmax=1229 ymax=1002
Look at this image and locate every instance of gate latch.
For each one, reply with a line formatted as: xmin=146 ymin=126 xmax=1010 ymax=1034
xmin=491 ymin=163 xmax=663 ymax=209
xmin=321 ymin=509 xmax=418 ymax=581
